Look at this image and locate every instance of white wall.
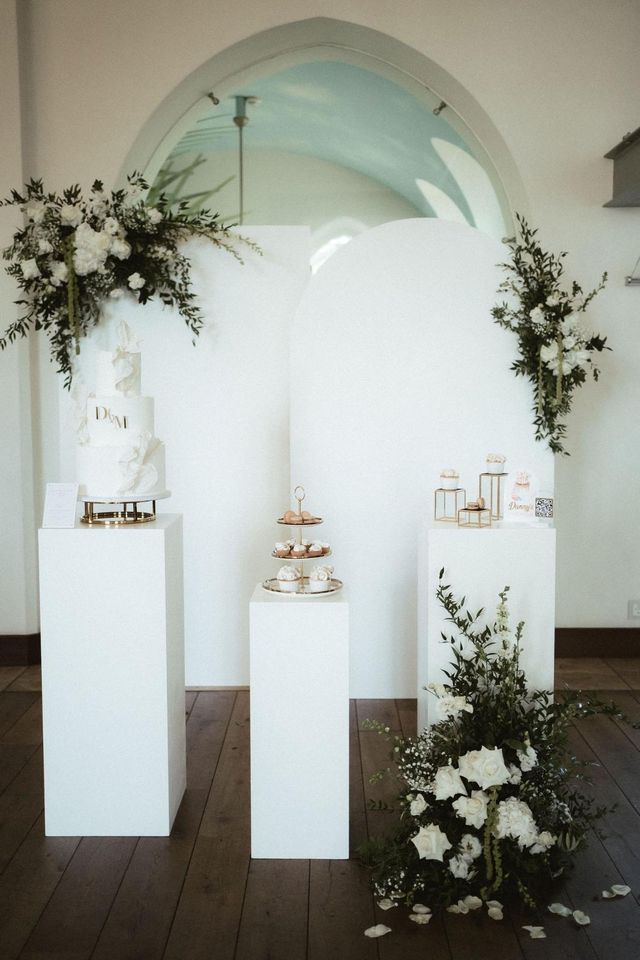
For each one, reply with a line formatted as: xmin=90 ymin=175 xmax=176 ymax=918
xmin=2 ymin=0 xmax=640 ymax=642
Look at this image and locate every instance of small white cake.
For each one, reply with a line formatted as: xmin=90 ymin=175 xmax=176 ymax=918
xmin=440 ymin=469 xmax=460 ymax=490
xmin=308 ymin=564 xmax=334 ymax=593
xmin=276 ymin=565 xmax=302 ymax=593
xmin=486 ymin=454 xmax=507 ymax=475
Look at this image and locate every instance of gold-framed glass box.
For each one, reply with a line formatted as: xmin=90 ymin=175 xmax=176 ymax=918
xmin=458 ymin=506 xmax=492 ymax=528
xmin=434 ymin=487 xmax=466 ymax=522
xmin=479 ymin=472 xmax=508 ymax=521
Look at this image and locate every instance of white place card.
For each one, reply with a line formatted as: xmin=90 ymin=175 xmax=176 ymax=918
xmin=42 ymin=483 xmax=79 ymax=528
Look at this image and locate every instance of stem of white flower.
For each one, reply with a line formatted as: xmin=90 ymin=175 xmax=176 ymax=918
xmin=555 ymin=330 xmax=563 ymax=405
xmin=63 ymin=236 xmax=80 ymax=355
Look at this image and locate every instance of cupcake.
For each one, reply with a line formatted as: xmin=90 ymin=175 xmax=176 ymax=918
xmin=440 ymin=468 xmax=460 ymax=490
xmin=308 ymin=564 xmax=334 ymax=593
xmin=320 ymin=542 xmax=331 ymax=555
xmin=486 ymin=453 xmax=507 ymax=475
xmin=307 ymin=542 xmax=323 ymax=557
xmin=274 ymin=542 xmax=291 ymax=558
xmin=291 ymin=543 xmax=307 ymax=558
xmin=276 ymin=566 xmax=302 ymax=592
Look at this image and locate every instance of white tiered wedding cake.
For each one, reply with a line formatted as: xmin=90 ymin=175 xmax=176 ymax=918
xmin=77 ymin=322 xmax=166 ymax=499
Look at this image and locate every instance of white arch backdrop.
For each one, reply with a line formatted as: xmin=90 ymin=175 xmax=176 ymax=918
xmin=290 ymin=219 xmax=553 ymax=698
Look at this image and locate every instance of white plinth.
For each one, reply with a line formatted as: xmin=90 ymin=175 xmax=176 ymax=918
xmin=249 ymin=584 xmax=349 ymax=859
xmin=418 ymin=523 xmax=556 ymax=731
xmin=38 ymin=514 xmax=186 ymax=836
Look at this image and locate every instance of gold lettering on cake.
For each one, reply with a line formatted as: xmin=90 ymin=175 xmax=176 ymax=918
xmin=94 ymin=405 xmax=128 ymax=429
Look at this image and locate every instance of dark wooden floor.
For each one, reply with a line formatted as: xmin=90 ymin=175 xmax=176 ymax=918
xmin=1 ymin=661 xmax=640 ymax=959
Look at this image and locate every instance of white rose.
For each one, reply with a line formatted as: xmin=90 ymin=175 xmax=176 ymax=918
xmin=494 ymin=797 xmax=538 ymax=848
xmin=452 ymin=790 xmax=489 ymax=829
xmin=128 ymin=272 xmax=145 ymax=290
xmin=432 ymin=765 xmax=467 ymax=801
xmin=146 ymin=207 xmax=163 ymax=224
xmin=540 ymin=342 xmax=560 ymax=366
xmin=23 ymin=199 xmax=47 ymax=223
xmin=409 ymin=793 xmax=428 ymax=816
xmin=517 ymin=745 xmax=538 ymax=772
xmin=529 ymin=306 xmax=545 ymax=325
xmin=530 ymin=830 xmax=556 ymax=855
xmin=458 ymin=746 xmax=510 ymax=791
xmin=49 ymin=261 xmax=68 ymax=286
xmin=563 ymin=335 xmax=577 ymax=350
xmin=545 ymin=293 xmax=560 ymax=307
xmin=20 ymin=258 xmax=41 ymax=281
xmin=111 ymin=237 xmax=132 ymax=260
xmin=448 ymin=854 xmax=471 ymax=879
xmin=103 ymin=217 xmax=120 ymax=235
xmin=59 ymin=203 xmax=83 ymax=227
xmin=411 ymin=823 xmax=452 ymax=861
xmin=439 ymin=695 xmax=474 ymax=719
xmin=37 ymin=239 xmax=53 ymax=254
xmin=459 ymin=833 xmax=482 ymax=861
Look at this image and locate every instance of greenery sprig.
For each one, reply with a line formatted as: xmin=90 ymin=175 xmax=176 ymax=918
xmin=0 ymin=174 xmax=258 ymax=387
xmin=492 ymin=215 xmax=609 ymax=454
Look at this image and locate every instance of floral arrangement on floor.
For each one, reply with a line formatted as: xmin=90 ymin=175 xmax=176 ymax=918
xmin=491 ymin=215 xmax=609 ymax=455
xmin=0 ymin=174 xmax=256 ymax=386
xmin=361 ymin=572 xmax=624 ymax=929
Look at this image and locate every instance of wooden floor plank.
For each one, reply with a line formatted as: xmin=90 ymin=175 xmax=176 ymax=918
xmin=0 ymin=748 xmax=44 ymax=873
xmin=90 ymin=691 xmax=236 ymax=960
xmin=0 ymin=742 xmax=40 ymax=795
xmin=396 ymin=698 xmax=417 ymax=740
xmin=2 ymin=699 xmax=42 ymax=746
xmin=0 ymin=815 xmax=80 ymax=960
xmin=6 ymin=666 xmax=41 ymax=693
xmin=0 ymin=692 xmax=39 ymax=739
xmin=576 ymin=712 xmax=640 ymax=814
xmin=554 ymin=660 xmax=629 ymax=691
xmin=235 ymin=859 xmax=309 ymax=960
xmin=604 ymin=658 xmax=640 ymax=690
xmin=162 ymin=692 xmax=251 ymax=960
xmin=0 ymin=667 xmax=26 ymax=692
xmin=308 ymin=859 xmax=378 ymax=960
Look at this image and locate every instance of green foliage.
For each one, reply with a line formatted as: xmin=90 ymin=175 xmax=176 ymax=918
xmin=492 ymin=215 xmax=609 ymax=455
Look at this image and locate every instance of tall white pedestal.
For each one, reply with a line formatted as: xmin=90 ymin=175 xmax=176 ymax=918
xmin=38 ymin=514 xmax=186 ymax=836
xmin=418 ymin=523 xmax=556 ymax=731
xmin=249 ymin=584 xmax=349 ymax=859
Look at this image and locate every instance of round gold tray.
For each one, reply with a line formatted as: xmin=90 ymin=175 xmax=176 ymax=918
xmin=271 ymin=550 xmax=332 ymax=560
xmin=277 ymin=516 xmax=323 ymax=526
xmin=262 ymin=577 xmax=343 ymax=596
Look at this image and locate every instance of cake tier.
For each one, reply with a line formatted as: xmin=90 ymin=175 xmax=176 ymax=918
xmin=96 ymin=349 xmax=141 ymax=397
xmin=77 ymin=438 xmax=166 ymax=499
xmin=87 ymin=395 xmax=154 ymax=447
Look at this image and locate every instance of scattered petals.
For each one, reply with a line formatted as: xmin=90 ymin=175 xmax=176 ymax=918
xmin=488 ymin=906 xmax=504 ymax=920
xmin=573 ymin=910 xmax=590 ymax=926
xmin=377 ymin=898 xmax=397 ymax=911
xmin=486 ymin=900 xmax=503 ymax=910
xmin=523 ymin=926 xmax=547 ymax=939
xmin=548 ymin=902 xmax=573 ymax=917
xmin=364 ymin=924 xmax=391 ymax=938
xmin=447 ymin=900 xmax=469 ymax=915
xmin=409 ymin=912 xmax=432 ymax=925
xmin=463 ymin=895 xmax=483 ymax=910
xmin=611 ymin=884 xmax=631 ymax=897
xmin=602 ymin=890 xmax=615 ymax=899
xmin=412 ymin=904 xmax=431 ymax=914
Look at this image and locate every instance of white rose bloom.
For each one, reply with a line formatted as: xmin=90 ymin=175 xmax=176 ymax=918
xmin=439 ymin=695 xmax=474 ymax=719
xmin=59 ymin=203 xmax=83 ymax=227
xmin=530 ymin=830 xmax=556 ymax=854
xmin=540 ymin=341 xmax=560 ymax=365
xmin=49 ymin=261 xmax=68 ymax=286
xmin=432 ymin=765 xmax=467 ymax=801
xmin=409 ymin=793 xmax=428 ymax=816
xmin=494 ymin=797 xmax=538 ymax=848
xmin=23 ymin=199 xmax=47 ymax=223
xmin=110 ymin=237 xmax=132 ymax=260
xmin=452 ymin=790 xmax=489 ymax=829
xmin=529 ymin=306 xmax=545 ymax=326
xmin=459 ymin=833 xmax=482 ymax=861
xmin=103 ymin=217 xmax=120 ymax=235
xmin=516 ymin=745 xmax=538 ymax=772
xmin=147 ymin=207 xmax=163 ymax=224
xmin=507 ymin=764 xmax=522 ymax=785
xmin=563 ymin=335 xmax=577 ymax=350
xmin=458 ymin=746 xmax=510 ymax=791
xmin=545 ymin=293 xmax=560 ymax=307
xmin=127 ymin=272 xmax=145 ymax=290
xmin=448 ymin=854 xmax=471 ymax=879
xmin=20 ymin=258 xmax=41 ymax=281
xmin=38 ymin=239 xmax=53 ymax=254
xmin=411 ymin=823 xmax=452 ymax=861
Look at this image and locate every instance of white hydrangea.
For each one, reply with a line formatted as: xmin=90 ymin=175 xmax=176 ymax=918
xmin=517 ymin=745 xmax=538 ymax=772
xmin=49 ymin=261 xmax=68 ymax=286
xmin=530 ymin=830 xmax=556 ymax=854
xmin=20 ymin=258 xmax=41 ymax=280
xmin=494 ymin=797 xmax=538 ymax=848
xmin=127 ymin=272 xmax=145 ymax=290
xmin=73 ymin=222 xmax=111 ymax=275
xmin=59 ymin=203 xmax=83 ymax=227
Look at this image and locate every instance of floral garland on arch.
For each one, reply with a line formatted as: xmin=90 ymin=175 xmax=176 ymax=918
xmin=491 ymin=215 xmax=609 ymax=455
xmin=0 ymin=174 xmax=257 ymax=387
xmin=361 ymin=572 xmax=628 ymax=934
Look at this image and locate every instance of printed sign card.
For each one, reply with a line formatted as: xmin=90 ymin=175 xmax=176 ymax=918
xmin=42 ymin=483 xmax=79 ymax=528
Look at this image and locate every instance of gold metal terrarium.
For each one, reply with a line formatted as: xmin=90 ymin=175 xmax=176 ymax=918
xmin=457 ymin=504 xmax=492 ymax=528
xmin=434 ymin=487 xmax=466 ymax=522
xmin=479 ymin=472 xmax=508 ymax=521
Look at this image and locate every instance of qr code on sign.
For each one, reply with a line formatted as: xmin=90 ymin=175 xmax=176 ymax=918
xmin=535 ymin=497 xmax=554 ymax=519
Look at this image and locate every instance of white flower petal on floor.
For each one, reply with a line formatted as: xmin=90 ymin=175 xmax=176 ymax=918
xmin=487 ymin=906 xmax=504 ymax=920
xmin=602 ymin=890 xmax=616 ymax=899
xmin=573 ymin=911 xmax=590 ymax=926
xmin=611 ymin=884 xmax=631 ymax=897
xmin=523 ymin=926 xmax=547 ymax=939
xmin=463 ymin=895 xmax=482 ymax=910
xmin=548 ymin=902 xmax=573 ymax=917
xmin=412 ymin=904 xmax=431 ymax=914
xmin=409 ymin=913 xmax=432 ymax=925
xmin=364 ymin=924 xmax=392 ymax=938
xmin=377 ymin=898 xmax=398 ymax=910
xmin=446 ymin=900 xmax=469 ymax=915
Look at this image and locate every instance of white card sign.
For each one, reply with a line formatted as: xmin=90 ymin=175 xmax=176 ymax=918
xmin=42 ymin=483 xmax=79 ymax=528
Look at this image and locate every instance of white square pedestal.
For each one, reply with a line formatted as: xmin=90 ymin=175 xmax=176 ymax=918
xmin=418 ymin=523 xmax=556 ymax=731
xmin=38 ymin=514 xmax=186 ymax=836
xmin=249 ymin=584 xmax=349 ymax=859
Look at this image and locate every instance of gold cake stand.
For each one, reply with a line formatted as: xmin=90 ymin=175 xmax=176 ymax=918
xmin=80 ymin=491 xmax=170 ymax=526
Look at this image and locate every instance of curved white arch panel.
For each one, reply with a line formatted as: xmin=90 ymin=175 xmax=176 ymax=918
xmin=290 ymin=219 xmax=553 ymax=698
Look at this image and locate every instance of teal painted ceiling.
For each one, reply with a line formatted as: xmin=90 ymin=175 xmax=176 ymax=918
xmin=167 ymin=60 xmax=485 ymax=224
